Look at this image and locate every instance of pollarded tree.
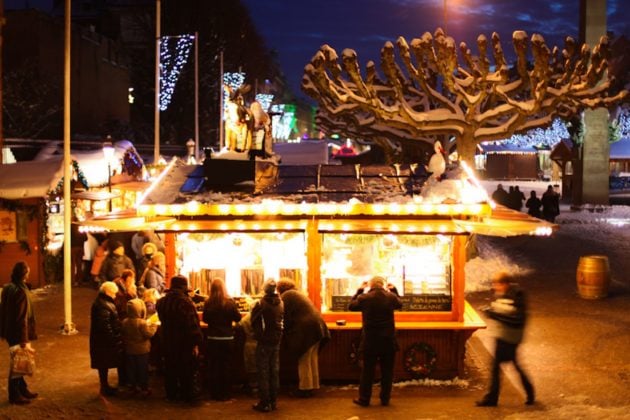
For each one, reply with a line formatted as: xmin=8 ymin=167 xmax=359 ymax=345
xmin=302 ymin=28 xmax=627 ymax=164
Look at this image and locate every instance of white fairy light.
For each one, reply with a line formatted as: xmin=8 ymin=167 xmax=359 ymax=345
xmin=255 ymin=93 xmax=274 ymax=112
xmin=159 ymin=34 xmax=195 ymax=111
xmin=223 ymin=72 xmax=246 ymax=119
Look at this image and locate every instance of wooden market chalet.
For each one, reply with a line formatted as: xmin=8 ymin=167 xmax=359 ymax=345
xmin=80 ymin=153 xmax=556 ymax=381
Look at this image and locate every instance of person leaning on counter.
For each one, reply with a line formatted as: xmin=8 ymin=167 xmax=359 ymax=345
xmin=348 ymin=276 xmax=402 ymax=407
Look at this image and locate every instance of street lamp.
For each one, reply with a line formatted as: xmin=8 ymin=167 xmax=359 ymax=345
xmin=102 ymin=140 xmax=115 ymax=211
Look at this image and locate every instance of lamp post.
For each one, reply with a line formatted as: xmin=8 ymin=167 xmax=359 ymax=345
xmin=102 ymin=140 xmax=115 ymax=212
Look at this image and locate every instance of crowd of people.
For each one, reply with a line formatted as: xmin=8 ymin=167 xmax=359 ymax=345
xmin=491 ymin=183 xmax=561 ymax=222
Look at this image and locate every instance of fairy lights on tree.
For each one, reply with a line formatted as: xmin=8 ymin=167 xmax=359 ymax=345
xmin=494 ymin=118 xmax=570 ymax=148
xmin=255 ymin=93 xmax=274 ymax=112
xmin=159 ymin=34 xmax=195 ymax=111
xmin=223 ymin=72 xmax=246 ymax=119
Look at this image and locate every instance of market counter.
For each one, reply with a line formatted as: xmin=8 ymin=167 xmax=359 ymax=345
xmin=319 ymin=302 xmax=485 ymax=381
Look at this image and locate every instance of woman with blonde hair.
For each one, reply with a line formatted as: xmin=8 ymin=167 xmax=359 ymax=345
xmin=202 ymin=278 xmax=242 ymax=400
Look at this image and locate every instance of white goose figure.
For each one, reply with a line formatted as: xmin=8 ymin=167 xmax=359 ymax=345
xmin=426 ymin=140 xmax=446 ymax=180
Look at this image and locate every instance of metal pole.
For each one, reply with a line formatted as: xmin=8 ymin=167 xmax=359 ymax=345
xmin=107 ymin=162 xmax=112 ymax=212
xmin=62 ymin=0 xmax=77 ymax=335
xmin=194 ymin=31 xmax=199 ymax=160
xmin=154 ymin=0 xmax=161 ymax=164
xmin=219 ymin=50 xmax=224 ymax=149
xmin=0 ymin=0 xmax=4 ymax=162
xmin=443 ymin=0 xmax=447 ymax=34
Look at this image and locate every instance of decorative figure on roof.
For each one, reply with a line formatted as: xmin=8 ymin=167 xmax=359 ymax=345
xmin=426 ymin=140 xmax=446 ymax=180
xmin=225 ymin=84 xmax=254 ymax=152
xmin=303 ymin=28 xmax=627 ymax=164
xmin=250 ymin=100 xmax=273 ymax=159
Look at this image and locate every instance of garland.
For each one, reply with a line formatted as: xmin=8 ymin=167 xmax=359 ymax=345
xmin=403 ymin=342 xmax=437 ymax=378
xmin=52 ymin=160 xmax=89 ymax=193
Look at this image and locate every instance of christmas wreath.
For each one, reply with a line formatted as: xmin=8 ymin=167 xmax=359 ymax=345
xmin=403 ymin=342 xmax=437 ymax=378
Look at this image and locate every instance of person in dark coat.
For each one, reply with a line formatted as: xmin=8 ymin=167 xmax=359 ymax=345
xmin=90 ymin=281 xmax=124 ymax=396
xmin=541 ymin=185 xmax=560 ymax=222
xmin=476 ymin=272 xmax=535 ymax=407
xmin=525 ymin=190 xmax=543 ymax=219
xmin=98 ymin=240 xmax=135 ymax=285
xmin=0 ymin=261 xmax=38 ymax=404
xmin=277 ymin=278 xmax=330 ymax=398
xmin=251 ymin=280 xmax=284 ymax=413
xmin=202 ymin=278 xmax=242 ymax=401
xmin=156 ymin=275 xmax=203 ymax=404
xmin=348 ymin=275 xmax=402 ymax=407
xmin=491 ymin=184 xmax=509 ymax=206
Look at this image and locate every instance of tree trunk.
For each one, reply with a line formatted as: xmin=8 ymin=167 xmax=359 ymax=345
xmin=456 ymin=132 xmax=477 ymax=166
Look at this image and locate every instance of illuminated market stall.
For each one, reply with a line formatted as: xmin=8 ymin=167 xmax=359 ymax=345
xmin=80 ymin=156 xmax=555 ymax=380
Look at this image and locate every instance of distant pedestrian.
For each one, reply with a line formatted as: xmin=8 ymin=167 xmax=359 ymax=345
xmin=98 ymin=240 xmax=135 ymax=284
xmin=541 ymin=185 xmax=560 ymax=222
xmin=156 ymin=275 xmax=203 ymax=404
xmin=348 ymin=275 xmax=402 ymax=407
xmin=476 ymin=272 xmax=535 ymax=407
xmin=90 ymin=281 xmax=124 ymax=396
xmin=277 ymin=278 xmax=330 ymax=398
xmin=0 ymin=261 xmax=39 ymax=405
xmin=491 ymin=184 xmax=509 ymax=207
xmin=513 ymin=186 xmax=526 ymax=211
xmin=202 ymin=278 xmax=242 ymax=401
xmin=251 ymin=280 xmax=284 ymax=413
xmin=121 ymin=298 xmax=157 ymax=398
xmin=525 ymin=191 xmax=543 ymax=219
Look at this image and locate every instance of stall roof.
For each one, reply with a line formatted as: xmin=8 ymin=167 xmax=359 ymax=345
xmin=0 ymin=158 xmax=66 ymax=199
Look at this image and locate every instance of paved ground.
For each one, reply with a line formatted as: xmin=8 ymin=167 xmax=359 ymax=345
xmin=1 ymin=213 xmax=629 ymax=419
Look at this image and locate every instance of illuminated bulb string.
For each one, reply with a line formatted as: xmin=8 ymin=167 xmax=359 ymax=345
xmin=255 ymin=94 xmax=274 ymax=112
xmin=159 ymin=34 xmax=195 ymax=111
xmin=223 ymin=72 xmax=245 ymax=119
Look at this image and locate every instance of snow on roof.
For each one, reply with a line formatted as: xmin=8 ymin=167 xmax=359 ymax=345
xmin=478 ymin=143 xmax=537 ymax=154
xmin=0 ymin=157 xmax=65 ymax=199
xmin=610 ymin=138 xmax=630 ymax=160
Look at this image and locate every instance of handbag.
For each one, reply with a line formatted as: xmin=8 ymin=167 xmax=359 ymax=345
xmin=10 ymin=345 xmax=36 ymax=377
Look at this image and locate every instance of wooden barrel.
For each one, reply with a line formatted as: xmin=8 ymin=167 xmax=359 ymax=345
xmin=576 ymin=255 xmax=610 ymax=299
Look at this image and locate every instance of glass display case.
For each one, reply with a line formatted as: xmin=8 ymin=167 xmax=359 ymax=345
xmin=321 ymin=233 xmax=452 ymax=312
xmin=175 ymin=232 xmax=307 ymax=302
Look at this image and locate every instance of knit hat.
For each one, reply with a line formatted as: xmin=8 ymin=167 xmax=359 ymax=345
xmin=263 ymin=279 xmax=277 ymax=296
xmin=142 ymin=242 xmax=157 ymax=257
xmin=170 ymin=275 xmax=189 ymax=291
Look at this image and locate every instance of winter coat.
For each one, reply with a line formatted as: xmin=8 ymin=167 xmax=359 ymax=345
xmin=526 ymin=197 xmax=543 ymax=218
xmin=90 ymin=293 xmax=123 ymax=369
xmin=202 ymin=298 xmax=242 ymax=339
xmin=98 ymin=253 xmax=135 ymax=283
xmin=121 ymin=298 xmax=157 ymax=355
xmin=484 ymin=284 xmax=527 ymax=345
xmin=251 ymin=294 xmax=284 ymax=346
xmin=0 ymin=282 xmax=37 ymax=346
xmin=143 ymin=266 xmax=166 ymax=294
xmin=280 ymin=289 xmax=329 ymax=357
xmin=156 ymin=289 xmax=203 ymax=355
xmin=541 ymin=190 xmax=560 ymax=220
xmin=348 ymin=286 xmax=402 ymax=354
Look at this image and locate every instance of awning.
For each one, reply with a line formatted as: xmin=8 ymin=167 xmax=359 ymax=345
xmin=77 ymin=214 xmax=176 ymax=232
xmin=453 ymin=205 xmax=556 ymax=237
xmin=71 ymin=191 xmax=121 ymax=201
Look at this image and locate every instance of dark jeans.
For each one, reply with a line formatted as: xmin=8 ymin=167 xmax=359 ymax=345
xmin=207 ymin=339 xmax=234 ymax=400
xmin=126 ymin=353 xmax=150 ymax=390
xmin=163 ymin=348 xmax=197 ymax=401
xmin=485 ymin=339 xmax=534 ymax=402
xmin=255 ymin=343 xmax=280 ymax=405
xmin=98 ymin=366 xmax=124 ymax=388
xmin=358 ymin=350 xmax=395 ymax=404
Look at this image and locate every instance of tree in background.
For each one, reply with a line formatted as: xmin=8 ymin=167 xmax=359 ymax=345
xmin=303 ymin=28 xmax=627 ymax=164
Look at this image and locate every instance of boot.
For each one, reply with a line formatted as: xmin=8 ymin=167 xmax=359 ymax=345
xmin=18 ymin=377 xmax=38 ymax=399
xmin=8 ymin=378 xmax=30 ymax=405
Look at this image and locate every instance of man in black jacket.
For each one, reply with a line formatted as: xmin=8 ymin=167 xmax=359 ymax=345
xmin=477 ymin=272 xmax=535 ymax=407
xmin=349 ymin=275 xmax=402 ymax=407
xmin=251 ymin=280 xmax=284 ymax=412
xmin=156 ymin=275 xmax=203 ymax=404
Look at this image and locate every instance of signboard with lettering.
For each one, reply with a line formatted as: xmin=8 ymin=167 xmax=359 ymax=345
xmin=400 ymin=294 xmax=451 ymax=311
xmin=331 ymin=295 xmax=353 ymax=311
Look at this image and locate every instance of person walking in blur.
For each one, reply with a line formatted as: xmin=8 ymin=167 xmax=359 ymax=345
xmin=251 ymin=280 xmax=284 ymax=413
xmin=476 ymin=272 xmax=535 ymax=407
xmin=348 ymin=276 xmax=402 ymax=407
xmin=121 ymin=297 xmax=157 ymax=398
xmin=0 ymin=262 xmax=38 ymax=405
xmin=277 ymin=278 xmax=329 ymax=398
xmin=156 ymin=275 xmax=203 ymax=404
xmin=525 ymin=190 xmax=543 ymax=219
xmin=202 ymin=278 xmax=242 ymax=401
xmin=90 ymin=281 xmax=124 ymax=396
xmin=541 ymin=185 xmax=560 ymax=222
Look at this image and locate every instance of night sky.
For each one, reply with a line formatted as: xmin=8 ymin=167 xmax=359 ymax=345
xmin=242 ymin=0 xmax=629 ymax=98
